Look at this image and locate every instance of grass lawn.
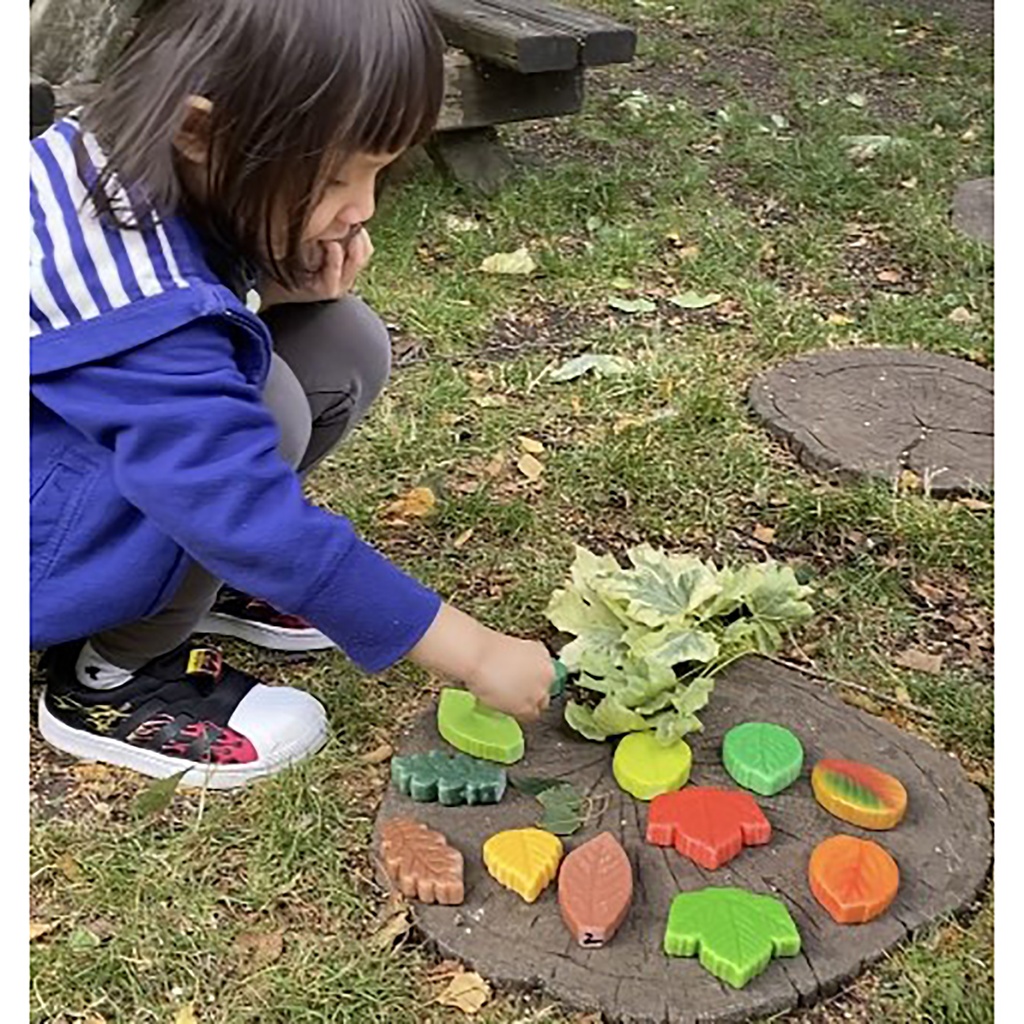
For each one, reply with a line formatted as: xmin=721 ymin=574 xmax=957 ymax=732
xmin=29 ymin=0 xmax=993 ymax=1021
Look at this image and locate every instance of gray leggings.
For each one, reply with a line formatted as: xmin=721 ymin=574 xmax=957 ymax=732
xmin=91 ymin=296 xmax=392 ymax=670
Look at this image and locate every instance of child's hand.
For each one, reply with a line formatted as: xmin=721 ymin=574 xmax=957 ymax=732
xmin=467 ymin=633 xmax=554 ymax=722
xmin=259 ymin=228 xmax=373 ymax=309
xmin=407 ymin=603 xmax=555 ymax=723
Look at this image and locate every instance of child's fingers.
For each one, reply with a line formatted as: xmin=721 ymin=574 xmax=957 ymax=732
xmin=323 ymin=240 xmax=345 ymax=295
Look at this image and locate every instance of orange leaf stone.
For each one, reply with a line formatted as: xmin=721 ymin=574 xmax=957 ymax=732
xmin=558 ymin=832 xmax=633 ymax=947
xmin=809 ymin=835 xmax=899 ymax=924
xmin=380 ymin=818 xmax=465 ymax=905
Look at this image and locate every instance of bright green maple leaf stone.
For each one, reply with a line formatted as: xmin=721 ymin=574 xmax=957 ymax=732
xmin=664 ymin=888 xmax=801 ymax=989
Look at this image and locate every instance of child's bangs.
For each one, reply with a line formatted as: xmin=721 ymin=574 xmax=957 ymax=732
xmin=340 ymin=2 xmax=444 ymax=156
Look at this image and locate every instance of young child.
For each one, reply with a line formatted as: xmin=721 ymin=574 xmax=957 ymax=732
xmin=30 ymin=0 xmax=555 ymax=789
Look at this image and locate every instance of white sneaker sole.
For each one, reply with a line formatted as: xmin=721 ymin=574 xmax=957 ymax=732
xmin=196 ymin=612 xmax=335 ymax=652
xmin=37 ymin=693 xmax=329 ymax=790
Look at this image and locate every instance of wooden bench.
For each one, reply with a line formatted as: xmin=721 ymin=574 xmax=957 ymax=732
xmin=31 ymin=0 xmax=637 ymax=189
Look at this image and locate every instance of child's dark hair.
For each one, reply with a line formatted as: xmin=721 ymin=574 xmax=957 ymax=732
xmin=83 ymin=0 xmax=444 ymax=287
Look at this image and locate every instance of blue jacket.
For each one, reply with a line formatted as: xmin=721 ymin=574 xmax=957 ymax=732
xmin=30 ymin=115 xmax=441 ymax=672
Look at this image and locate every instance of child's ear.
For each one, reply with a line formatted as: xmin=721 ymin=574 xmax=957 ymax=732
xmin=173 ymin=95 xmax=214 ymax=165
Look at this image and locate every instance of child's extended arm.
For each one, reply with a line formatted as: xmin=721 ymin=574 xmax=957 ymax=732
xmin=408 ymin=603 xmax=554 ymax=721
xmin=31 ymin=320 xmax=554 ymax=721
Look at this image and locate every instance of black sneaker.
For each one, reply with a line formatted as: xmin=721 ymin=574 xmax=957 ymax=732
xmin=37 ymin=642 xmax=328 ymax=789
xmin=196 ymin=587 xmax=334 ymax=652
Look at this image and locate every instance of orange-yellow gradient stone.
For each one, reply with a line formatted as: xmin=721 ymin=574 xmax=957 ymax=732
xmin=811 ymin=759 xmax=907 ymax=830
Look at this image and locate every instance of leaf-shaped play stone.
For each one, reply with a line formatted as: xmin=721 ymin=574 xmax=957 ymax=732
xmin=647 ymin=787 xmax=771 ymax=869
xmin=391 ymin=750 xmax=507 ymax=805
xmin=722 ymin=722 xmax=804 ymax=796
xmin=811 ymin=758 xmax=907 ymax=830
xmin=664 ymin=888 xmax=801 ymax=989
xmin=558 ymin=832 xmax=633 ymax=947
xmin=483 ymin=828 xmax=563 ymax=903
xmin=380 ymin=818 xmax=465 ymax=905
xmin=437 ymin=689 xmax=524 ymax=764
xmin=613 ymin=731 xmax=691 ymax=800
xmin=808 ymin=835 xmax=899 ymax=924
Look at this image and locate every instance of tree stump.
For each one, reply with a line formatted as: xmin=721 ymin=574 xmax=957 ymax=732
xmin=953 ymin=177 xmax=994 ymax=246
xmin=748 ymin=348 xmax=993 ymax=496
xmin=374 ymin=658 xmax=991 ymax=1024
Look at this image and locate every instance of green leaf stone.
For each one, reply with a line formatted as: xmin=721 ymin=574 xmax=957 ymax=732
xmin=664 ymin=887 xmax=801 ymax=989
xmin=437 ymin=688 xmax=524 ymax=764
xmin=722 ymin=722 xmax=804 ymax=796
xmin=391 ymin=749 xmax=507 ymax=805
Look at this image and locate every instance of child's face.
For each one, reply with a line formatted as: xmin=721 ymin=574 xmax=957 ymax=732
xmin=299 ymin=150 xmax=399 ymax=248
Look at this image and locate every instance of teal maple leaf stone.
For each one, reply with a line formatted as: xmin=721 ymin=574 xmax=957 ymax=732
xmin=391 ymin=749 xmax=507 ymax=805
xmin=664 ymin=887 xmax=801 ymax=989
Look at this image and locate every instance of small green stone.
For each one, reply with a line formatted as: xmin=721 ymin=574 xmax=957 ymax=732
xmin=722 ymin=722 xmax=803 ymax=796
xmin=391 ymin=750 xmax=507 ymax=805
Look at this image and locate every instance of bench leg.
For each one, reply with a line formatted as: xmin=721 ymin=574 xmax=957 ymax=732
xmin=427 ymin=127 xmax=515 ymax=196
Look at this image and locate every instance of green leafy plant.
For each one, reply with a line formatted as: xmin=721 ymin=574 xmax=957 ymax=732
xmin=546 ymin=545 xmax=814 ymax=744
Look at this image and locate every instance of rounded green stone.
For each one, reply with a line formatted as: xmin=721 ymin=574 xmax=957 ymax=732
xmin=722 ymin=722 xmax=803 ymax=796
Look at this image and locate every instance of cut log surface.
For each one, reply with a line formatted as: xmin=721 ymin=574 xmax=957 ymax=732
xmin=748 ymin=348 xmax=994 ymax=497
xmin=375 ymin=657 xmax=991 ymax=1024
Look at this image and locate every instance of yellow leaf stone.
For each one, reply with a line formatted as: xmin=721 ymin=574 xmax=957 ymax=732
xmin=613 ymin=731 xmax=692 ymax=800
xmin=483 ymin=828 xmax=563 ymax=903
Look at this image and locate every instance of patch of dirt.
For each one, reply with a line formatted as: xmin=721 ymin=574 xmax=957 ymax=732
xmin=861 ymin=0 xmax=993 ymax=37
xmin=481 ymin=301 xmax=602 ymax=362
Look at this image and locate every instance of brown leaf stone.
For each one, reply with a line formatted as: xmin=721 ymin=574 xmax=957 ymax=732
xmin=557 ymin=832 xmax=633 ymax=947
xmin=380 ymin=818 xmax=464 ymax=905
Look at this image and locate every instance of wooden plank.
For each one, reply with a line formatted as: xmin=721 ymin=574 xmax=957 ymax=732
xmin=437 ymin=51 xmax=583 ymax=132
xmin=429 ymin=0 xmax=578 ymax=73
xmin=474 ymin=0 xmax=637 ymax=66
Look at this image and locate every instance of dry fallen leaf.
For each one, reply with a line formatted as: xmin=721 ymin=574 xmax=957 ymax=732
xmin=384 ymin=486 xmax=436 ymax=522
xmin=957 ymin=497 xmax=993 ymax=512
xmin=232 ymin=930 xmax=285 ymax=971
xmin=370 ymin=900 xmax=412 ymax=950
xmin=83 ymin=1016 xmax=108 ymax=1024
xmin=517 ymin=453 xmax=544 ymax=483
xmin=436 ymin=970 xmax=492 ymax=1015
xmin=876 ymin=268 xmax=903 ymax=284
xmin=947 ymin=305 xmax=978 ymax=325
xmin=894 ymin=684 xmax=913 ymax=706
xmin=174 ymin=1005 xmax=198 ymax=1024
xmin=752 ymin=524 xmax=776 ymax=544
xmin=894 ymin=649 xmax=944 ymax=675
xmin=898 ymin=469 xmax=922 ymax=492
xmin=826 ymin=312 xmax=855 ymax=326
xmin=909 ymin=580 xmax=947 ymax=605
xmin=30 ymin=919 xmax=56 ymax=941
xmin=453 ymin=528 xmax=475 ymax=549
xmin=360 ymin=742 xmax=394 ymax=765
xmin=56 ymin=852 xmax=83 ymax=883
xmin=519 ymin=436 xmax=545 ymax=455
xmin=479 ymin=247 xmax=535 ymax=276
xmin=427 ymin=958 xmax=465 ymax=980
